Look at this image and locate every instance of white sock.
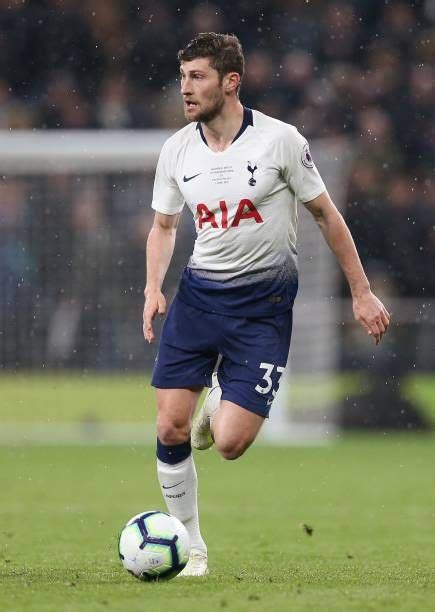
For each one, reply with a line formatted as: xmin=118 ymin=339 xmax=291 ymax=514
xmin=157 ymin=454 xmax=207 ymax=554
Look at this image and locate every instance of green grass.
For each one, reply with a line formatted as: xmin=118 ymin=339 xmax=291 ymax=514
xmin=1 ymin=436 xmax=434 ymax=611
xmin=403 ymin=375 xmax=435 ymax=426
xmin=1 ymin=372 xmax=434 ymax=424
xmin=0 ymin=374 xmax=154 ymax=422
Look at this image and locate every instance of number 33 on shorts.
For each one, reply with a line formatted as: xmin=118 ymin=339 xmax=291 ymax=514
xmin=255 ymin=362 xmax=285 ymax=403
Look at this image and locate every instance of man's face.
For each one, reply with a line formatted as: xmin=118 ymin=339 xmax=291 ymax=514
xmin=180 ymin=58 xmax=225 ymax=123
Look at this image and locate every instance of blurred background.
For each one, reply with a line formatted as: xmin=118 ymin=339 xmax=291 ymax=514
xmin=0 ymin=0 xmax=434 ymax=438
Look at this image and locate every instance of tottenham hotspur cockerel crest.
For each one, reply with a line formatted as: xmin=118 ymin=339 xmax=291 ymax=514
xmin=247 ymin=161 xmax=258 ymax=186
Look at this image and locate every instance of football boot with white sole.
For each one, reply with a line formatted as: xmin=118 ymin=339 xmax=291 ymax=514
xmin=191 ymin=373 xmax=221 ymax=450
xmin=177 ymin=548 xmax=209 ymax=577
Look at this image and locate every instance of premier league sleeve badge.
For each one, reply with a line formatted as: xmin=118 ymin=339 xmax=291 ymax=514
xmin=301 ymin=143 xmax=314 ymax=168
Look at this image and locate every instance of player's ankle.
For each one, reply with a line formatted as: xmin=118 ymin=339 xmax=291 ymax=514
xmin=190 ymin=541 xmax=207 ymax=555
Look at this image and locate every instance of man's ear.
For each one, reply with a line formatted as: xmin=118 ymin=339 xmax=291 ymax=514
xmin=224 ymin=72 xmax=241 ymax=93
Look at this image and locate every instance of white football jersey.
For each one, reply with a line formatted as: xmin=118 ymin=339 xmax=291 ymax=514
xmin=151 ymin=108 xmax=325 ymax=283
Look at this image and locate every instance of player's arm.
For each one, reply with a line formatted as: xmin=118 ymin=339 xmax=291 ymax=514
xmin=143 ymin=211 xmax=180 ymax=344
xmin=304 ymin=191 xmax=390 ymax=345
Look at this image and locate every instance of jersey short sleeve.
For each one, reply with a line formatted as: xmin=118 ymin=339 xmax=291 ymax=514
xmin=281 ymin=127 xmax=326 ymax=204
xmin=151 ymin=139 xmax=185 ymax=215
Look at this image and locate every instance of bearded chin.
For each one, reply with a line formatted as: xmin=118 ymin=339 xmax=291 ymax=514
xmin=195 ymin=94 xmax=225 ymax=123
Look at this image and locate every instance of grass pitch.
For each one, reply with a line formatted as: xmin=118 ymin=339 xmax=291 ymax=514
xmin=1 ymin=372 xmax=434 ymax=424
xmin=1 ymin=435 xmax=434 ymax=611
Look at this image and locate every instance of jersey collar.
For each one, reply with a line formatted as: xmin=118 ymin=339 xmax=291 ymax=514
xmin=196 ymin=107 xmax=253 ymax=148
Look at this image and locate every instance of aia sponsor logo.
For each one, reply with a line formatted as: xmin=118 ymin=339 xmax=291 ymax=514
xmin=196 ymin=199 xmax=263 ymax=229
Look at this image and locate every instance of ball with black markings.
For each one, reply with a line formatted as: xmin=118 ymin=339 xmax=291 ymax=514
xmin=118 ymin=511 xmax=190 ymax=581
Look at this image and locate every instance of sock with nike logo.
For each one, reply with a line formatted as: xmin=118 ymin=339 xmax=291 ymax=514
xmin=156 ymin=439 xmax=207 ymax=555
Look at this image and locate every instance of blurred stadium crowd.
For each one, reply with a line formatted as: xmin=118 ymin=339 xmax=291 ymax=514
xmin=0 ymin=0 xmax=434 ymax=369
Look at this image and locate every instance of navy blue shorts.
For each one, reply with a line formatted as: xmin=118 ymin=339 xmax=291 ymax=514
xmin=151 ymin=296 xmax=293 ymax=417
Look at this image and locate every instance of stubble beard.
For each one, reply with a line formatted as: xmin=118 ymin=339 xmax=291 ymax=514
xmin=186 ymin=91 xmax=225 ymax=124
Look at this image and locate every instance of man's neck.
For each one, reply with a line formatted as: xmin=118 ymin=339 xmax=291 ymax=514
xmin=201 ymin=100 xmax=244 ymax=152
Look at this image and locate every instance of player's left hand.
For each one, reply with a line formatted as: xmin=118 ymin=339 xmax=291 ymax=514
xmin=352 ymin=290 xmax=391 ymax=345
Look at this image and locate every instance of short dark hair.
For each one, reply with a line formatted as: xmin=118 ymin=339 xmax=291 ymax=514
xmin=178 ymin=32 xmax=244 ymax=86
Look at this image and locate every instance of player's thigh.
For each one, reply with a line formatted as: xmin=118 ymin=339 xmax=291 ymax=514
xmin=212 ymin=399 xmax=264 ymax=455
xmin=219 ymin=310 xmax=293 ymax=418
xmin=156 ymin=387 xmax=202 ymax=444
xmin=152 ymin=295 xmax=219 ymax=390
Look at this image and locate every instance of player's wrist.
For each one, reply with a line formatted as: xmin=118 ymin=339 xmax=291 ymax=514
xmin=351 ymin=282 xmax=371 ymax=299
xmin=144 ymin=285 xmax=162 ymax=298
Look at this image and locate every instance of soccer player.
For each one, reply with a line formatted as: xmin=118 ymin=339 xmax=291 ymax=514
xmin=143 ymin=33 xmax=390 ymax=576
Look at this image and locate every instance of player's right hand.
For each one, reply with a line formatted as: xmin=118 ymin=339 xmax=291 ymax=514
xmin=143 ymin=289 xmax=167 ymax=344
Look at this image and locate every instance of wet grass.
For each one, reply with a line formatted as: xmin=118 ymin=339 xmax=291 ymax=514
xmin=0 ymin=435 xmax=434 ymax=611
xmin=1 ymin=373 xmax=434 ymax=424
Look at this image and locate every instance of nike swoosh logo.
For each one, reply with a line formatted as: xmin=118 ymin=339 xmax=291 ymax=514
xmin=183 ymin=173 xmax=201 ymax=182
xmin=162 ymin=480 xmax=184 ymax=490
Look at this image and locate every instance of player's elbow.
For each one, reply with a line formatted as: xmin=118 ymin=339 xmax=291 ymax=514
xmin=316 ymin=207 xmax=344 ymax=234
xmin=149 ymin=224 xmax=177 ymax=242
xmin=153 ymin=212 xmax=180 ymax=232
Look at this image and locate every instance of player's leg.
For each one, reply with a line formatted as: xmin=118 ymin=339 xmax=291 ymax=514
xmin=152 ymin=296 xmax=219 ymax=576
xmin=191 ymin=310 xmax=293 ymax=458
xmin=191 ymin=384 xmax=264 ymax=458
xmin=212 ymin=400 xmax=264 ymax=459
xmin=155 ymin=387 xmax=207 ymax=556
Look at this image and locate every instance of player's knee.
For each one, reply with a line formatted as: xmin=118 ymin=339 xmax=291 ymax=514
xmin=215 ymin=437 xmax=250 ymax=461
xmin=157 ymin=415 xmax=190 ymax=445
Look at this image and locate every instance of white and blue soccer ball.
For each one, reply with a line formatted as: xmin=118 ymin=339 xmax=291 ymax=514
xmin=118 ymin=511 xmax=190 ymax=581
